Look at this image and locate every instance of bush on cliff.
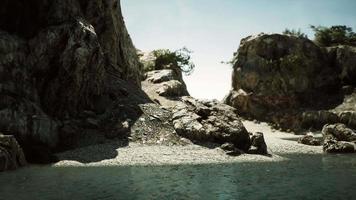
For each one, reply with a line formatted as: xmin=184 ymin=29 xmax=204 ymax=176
xmin=283 ymin=28 xmax=308 ymax=39
xmin=140 ymin=47 xmax=195 ymax=75
xmin=310 ymin=25 xmax=356 ymax=47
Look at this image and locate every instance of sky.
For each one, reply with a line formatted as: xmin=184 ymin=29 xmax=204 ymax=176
xmin=122 ymin=0 xmax=356 ymax=100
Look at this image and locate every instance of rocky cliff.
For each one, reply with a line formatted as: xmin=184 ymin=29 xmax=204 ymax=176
xmin=225 ymin=33 xmax=356 ymax=132
xmin=0 ymin=0 xmax=146 ymax=163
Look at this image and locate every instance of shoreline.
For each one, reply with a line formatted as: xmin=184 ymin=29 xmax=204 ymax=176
xmin=53 ymin=120 xmax=323 ymax=167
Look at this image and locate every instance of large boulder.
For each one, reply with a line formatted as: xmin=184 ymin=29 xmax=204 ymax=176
xmin=143 ymin=69 xmax=189 ymax=98
xmin=225 ymin=34 xmax=339 ymax=120
xmin=322 ymin=124 xmax=356 ymax=153
xmin=172 ymin=97 xmax=251 ymax=151
xmin=0 ymin=134 xmax=27 ymax=171
xmin=0 ymin=0 xmax=145 ymax=163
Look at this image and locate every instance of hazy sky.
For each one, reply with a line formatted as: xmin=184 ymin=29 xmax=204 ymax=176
xmin=122 ymin=0 xmax=356 ymax=100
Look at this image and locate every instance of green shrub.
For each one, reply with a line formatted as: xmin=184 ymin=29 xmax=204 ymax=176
xmin=152 ymin=47 xmax=195 ymax=75
xmin=310 ymin=25 xmax=356 ymax=47
xmin=283 ymin=28 xmax=308 ymax=39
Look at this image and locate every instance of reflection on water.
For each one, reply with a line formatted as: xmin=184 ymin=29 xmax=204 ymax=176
xmin=1 ymin=154 xmax=356 ymax=200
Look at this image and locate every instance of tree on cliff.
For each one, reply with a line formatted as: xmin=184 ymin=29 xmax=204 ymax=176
xmin=140 ymin=47 xmax=195 ymax=75
xmin=310 ymin=25 xmax=356 ymax=47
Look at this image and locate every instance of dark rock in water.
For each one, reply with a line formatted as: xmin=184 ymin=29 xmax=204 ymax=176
xmin=172 ymin=97 xmax=251 ymax=151
xmin=0 ymin=134 xmax=27 ymax=171
xmin=323 ymin=140 xmax=355 ymax=153
xmin=322 ymin=124 xmax=356 ymax=153
xmin=248 ymin=132 xmax=268 ymax=155
xmin=298 ymin=135 xmax=322 ymax=146
xmin=322 ymin=124 xmax=356 ymax=142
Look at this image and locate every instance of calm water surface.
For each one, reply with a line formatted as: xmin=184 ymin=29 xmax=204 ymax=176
xmin=1 ymin=154 xmax=356 ymax=200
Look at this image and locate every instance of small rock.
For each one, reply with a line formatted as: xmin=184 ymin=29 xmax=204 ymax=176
xmin=248 ymin=132 xmax=268 ymax=155
xmin=298 ymin=135 xmax=322 ymax=146
xmin=220 ymin=143 xmax=242 ymax=156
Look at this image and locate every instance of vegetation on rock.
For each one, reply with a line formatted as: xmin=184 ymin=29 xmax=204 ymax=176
xmin=282 ymin=28 xmax=308 ymax=39
xmin=310 ymin=25 xmax=356 ymax=47
xmin=139 ymin=47 xmax=195 ymax=75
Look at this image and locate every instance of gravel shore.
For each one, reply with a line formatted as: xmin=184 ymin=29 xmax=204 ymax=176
xmin=54 ymin=120 xmax=323 ymax=167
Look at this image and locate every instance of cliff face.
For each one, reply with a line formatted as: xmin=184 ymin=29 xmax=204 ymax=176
xmin=225 ymin=33 xmax=356 ymax=131
xmin=0 ymin=0 xmax=143 ymax=162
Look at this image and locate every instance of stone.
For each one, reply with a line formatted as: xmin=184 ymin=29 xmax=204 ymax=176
xmin=323 ymin=140 xmax=355 ymax=153
xmin=220 ymin=143 xmax=243 ymax=156
xmin=156 ymin=80 xmax=188 ymax=97
xmin=140 ymin=50 xmax=190 ymax=99
xmin=298 ymin=135 xmax=322 ymax=146
xmin=248 ymin=132 xmax=268 ymax=155
xmin=0 ymin=134 xmax=27 ymax=171
xmin=145 ymin=69 xmax=179 ymax=84
xmin=322 ymin=124 xmax=356 ymax=153
xmin=171 ymin=96 xmax=251 ymax=151
xmin=322 ymin=124 xmax=356 ymax=142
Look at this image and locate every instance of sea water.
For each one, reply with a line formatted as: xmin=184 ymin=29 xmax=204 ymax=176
xmin=1 ymin=154 xmax=356 ymax=200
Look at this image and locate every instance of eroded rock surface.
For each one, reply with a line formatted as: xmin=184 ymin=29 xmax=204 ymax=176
xmin=248 ymin=132 xmax=268 ymax=155
xmin=0 ymin=0 xmax=151 ymax=163
xmin=140 ymin=51 xmax=257 ymax=155
xmin=171 ymin=97 xmax=251 ymax=151
xmin=140 ymin=51 xmax=190 ymax=105
xmin=322 ymin=124 xmax=356 ymax=153
xmin=0 ymin=134 xmax=27 ymax=171
xmin=298 ymin=135 xmax=322 ymax=146
xmin=225 ymin=33 xmax=356 ymax=132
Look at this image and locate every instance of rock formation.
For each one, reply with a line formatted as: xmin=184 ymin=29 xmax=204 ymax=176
xmin=0 ymin=0 xmax=155 ymax=164
xmin=140 ymin=52 xmax=266 ymax=155
xmin=248 ymin=132 xmax=268 ymax=155
xmin=297 ymin=134 xmax=322 ymax=146
xmin=0 ymin=134 xmax=27 ymax=171
xmin=225 ymin=33 xmax=356 ymax=131
xmin=171 ymin=97 xmax=251 ymax=151
xmin=322 ymin=124 xmax=356 ymax=153
xmin=140 ymin=50 xmax=190 ymax=105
